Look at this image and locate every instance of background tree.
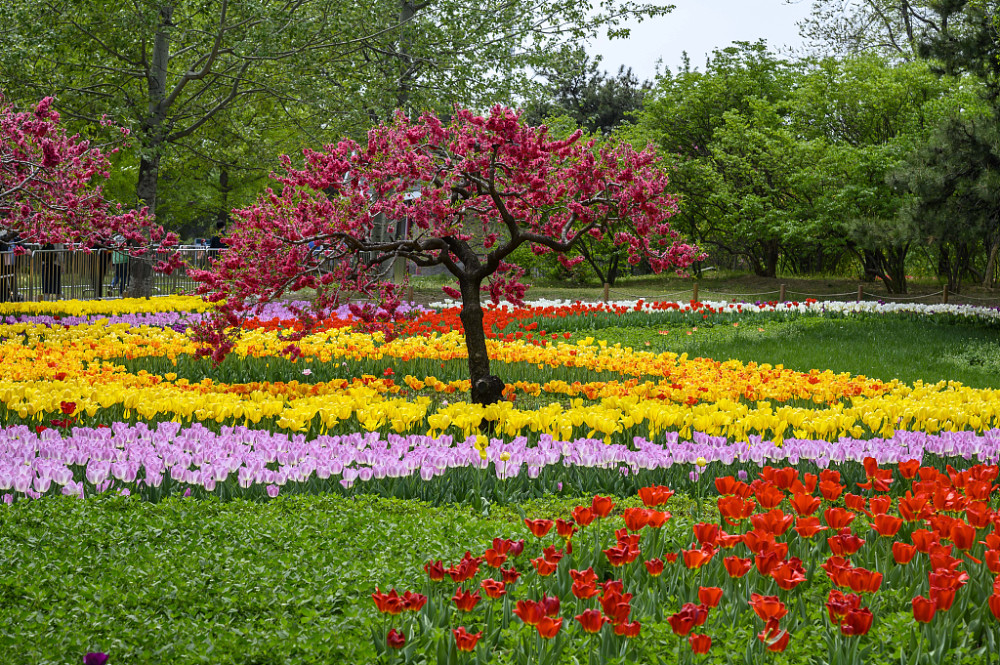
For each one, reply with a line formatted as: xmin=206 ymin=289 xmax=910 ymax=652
xmin=0 ymin=0 xmax=376 ymax=295
xmin=523 ymin=48 xmax=650 ymax=135
xmin=798 ymin=0 xmax=944 ymax=59
xmin=634 ymin=43 xmax=808 ymax=276
xmin=1 ymin=95 xmax=171 ymax=252
xmin=192 ymin=107 xmax=701 ymax=397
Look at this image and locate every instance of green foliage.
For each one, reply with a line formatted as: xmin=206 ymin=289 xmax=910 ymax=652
xmin=522 ymin=48 xmax=649 ymax=135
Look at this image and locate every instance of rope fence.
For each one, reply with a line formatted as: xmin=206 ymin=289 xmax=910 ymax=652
xmin=596 ymin=281 xmax=999 ymax=307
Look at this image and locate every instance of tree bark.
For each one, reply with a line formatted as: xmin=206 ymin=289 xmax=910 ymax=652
xmin=126 ymin=4 xmax=172 ymax=298
xmin=459 ymin=276 xmax=491 ymax=385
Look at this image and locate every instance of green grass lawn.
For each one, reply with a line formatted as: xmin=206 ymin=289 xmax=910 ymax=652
xmin=583 ymin=317 xmax=1000 ymax=390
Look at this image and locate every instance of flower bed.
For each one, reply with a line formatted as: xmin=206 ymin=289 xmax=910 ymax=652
xmin=371 ymin=462 xmax=1000 ymax=663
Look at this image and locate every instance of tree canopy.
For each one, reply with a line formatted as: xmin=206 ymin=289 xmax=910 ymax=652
xmin=192 ymin=107 xmax=700 ymax=390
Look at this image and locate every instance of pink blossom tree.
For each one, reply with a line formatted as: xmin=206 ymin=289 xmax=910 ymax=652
xmin=0 ymin=94 xmax=175 ymax=266
xmin=194 ymin=106 xmax=701 ymax=400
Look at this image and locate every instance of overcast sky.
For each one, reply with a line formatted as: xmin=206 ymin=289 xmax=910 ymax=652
xmin=588 ymin=0 xmax=816 ymax=81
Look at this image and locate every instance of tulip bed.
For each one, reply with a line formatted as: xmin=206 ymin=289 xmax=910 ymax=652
xmin=1 ymin=295 xmax=1000 ymax=664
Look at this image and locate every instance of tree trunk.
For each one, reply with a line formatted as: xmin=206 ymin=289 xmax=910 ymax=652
xmin=126 ymin=4 xmax=172 ymax=298
xmin=459 ymin=277 xmax=491 ymax=384
xmin=983 ymin=231 xmax=999 ymax=288
xmin=125 ymin=154 xmax=161 ymax=298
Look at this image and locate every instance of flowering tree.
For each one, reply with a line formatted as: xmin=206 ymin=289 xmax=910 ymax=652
xmin=0 ymin=95 xmax=174 ymax=257
xmin=194 ymin=107 xmax=701 ymax=399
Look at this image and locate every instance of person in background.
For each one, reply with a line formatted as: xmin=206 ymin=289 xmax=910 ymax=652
xmin=209 ymin=221 xmax=228 ymax=250
xmin=41 ymin=242 xmax=65 ymax=301
xmin=0 ymin=226 xmax=28 ymax=302
xmin=110 ymin=234 xmax=129 ymax=297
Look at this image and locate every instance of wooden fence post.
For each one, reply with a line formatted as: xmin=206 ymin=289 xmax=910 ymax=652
xmin=942 ymin=285 xmax=949 ymax=304
xmin=779 ymin=284 xmax=786 ymax=302
xmin=856 ymin=285 xmax=863 ymax=303
xmin=692 ymin=282 xmax=699 ymax=303
xmin=602 ymin=283 xmax=609 ymax=303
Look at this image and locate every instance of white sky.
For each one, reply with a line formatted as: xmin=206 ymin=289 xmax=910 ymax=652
xmin=588 ymin=0 xmax=816 ymax=80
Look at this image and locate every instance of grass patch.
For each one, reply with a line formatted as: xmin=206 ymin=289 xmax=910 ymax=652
xmin=578 ymin=317 xmax=1000 ymax=389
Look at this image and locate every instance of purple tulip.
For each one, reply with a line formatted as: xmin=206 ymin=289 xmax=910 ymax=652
xmin=84 ymin=653 xmax=109 ymax=665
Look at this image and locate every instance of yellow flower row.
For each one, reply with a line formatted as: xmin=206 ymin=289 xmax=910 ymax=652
xmin=2 ymin=322 xmax=892 ymax=407
xmin=0 ymin=295 xmax=210 ymax=317
xmin=2 ymin=369 xmax=997 ymax=443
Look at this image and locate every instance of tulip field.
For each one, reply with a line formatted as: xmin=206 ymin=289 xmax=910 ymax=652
xmin=2 ymin=295 xmax=1000 ymax=664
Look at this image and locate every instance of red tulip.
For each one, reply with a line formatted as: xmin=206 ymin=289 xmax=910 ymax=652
xmin=570 ymin=567 xmax=597 ymax=584
xmin=556 ymin=518 xmax=577 ymax=539
xmin=524 ymin=518 xmax=554 ymax=538
xmin=754 ymin=550 xmax=784 ymax=576
xmin=575 ymin=609 xmax=606 ymax=633
xmin=751 ymin=509 xmax=794 ymax=536
xmin=453 ymin=627 xmax=482 ymax=652
xmin=985 ymin=549 xmax=1000 ymax=574
xmin=899 ymin=493 xmax=931 ymax=522
xmin=912 ymin=596 xmax=936 ymax=623
xmin=591 ymin=495 xmax=615 ymax=518
xmin=698 ymin=586 xmax=723 ymax=608
xmin=372 ymin=587 xmax=404 ymax=615
xmin=645 ymin=558 xmax=665 ymax=577
xmin=692 ymin=522 xmax=720 ymax=547
xmin=724 ymin=556 xmax=752 ymax=578
xmin=667 ymin=603 xmax=707 ymax=636
xmin=771 ymin=560 xmax=807 ymax=590
xmin=840 ymin=607 xmax=873 ymax=636
xmin=424 ymin=559 xmax=446 ymax=581
xmin=481 ymin=579 xmax=506 ymax=599
xmin=950 ymin=521 xmax=976 ymax=551
xmin=892 ymin=542 xmax=917 ymax=565
xmin=536 ymin=616 xmax=563 ymax=639
xmin=824 ymin=507 xmax=855 ymax=530
xmin=483 ymin=548 xmax=507 ymax=568
xmin=988 ymin=595 xmax=1000 ymax=621
xmin=500 ymin=566 xmax=520 ymax=584
xmin=571 ymin=505 xmax=596 ymax=526
xmin=623 ymin=508 xmax=651 ymax=532
xmin=819 ymin=479 xmax=845 ymax=501
xmin=869 ymin=495 xmax=892 ymax=515
xmin=898 ymin=459 xmax=920 ymax=478
xmin=847 ymin=567 xmax=883 ymax=594
xmin=683 ymin=546 xmax=714 ymax=570
xmin=514 ymin=600 xmax=545 ymax=626
xmin=930 ymin=587 xmax=956 ymax=611
xmin=757 ymin=619 xmax=791 ymax=652
xmin=646 ymin=510 xmax=670 ymax=528
xmin=965 ymin=501 xmax=992 ymax=528
xmin=755 ymin=484 xmax=785 ymax=509
xmin=828 ymin=529 xmax=866 ymax=556
xmin=614 ymin=621 xmax=641 ymax=638
xmin=572 ymin=581 xmax=600 ymax=599
xmin=387 ymin=628 xmax=405 ymax=649
xmin=748 ymin=594 xmax=788 ymax=622
xmin=401 ymin=590 xmax=427 ymax=612
xmin=826 ymin=589 xmax=862 ymax=623
xmin=717 ymin=496 xmax=756 ymax=524
xmin=844 ymin=493 xmax=867 ymax=513
xmin=912 ymin=529 xmax=939 ymax=553
xmin=714 ymin=476 xmax=743 ymax=496
xmin=638 ymin=484 xmax=674 ymax=507
xmin=452 ymin=587 xmax=482 ymax=612
xmin=794 ymin=516 xmax=829 ymax=538
xmin=689 ymin=633 xmax=712 ymax=654
xmin=871 ymin=514 xmax=903 ymax=537
xmin=531 ymin=556 xmax=559 ymax=577
xmin=789 ymin=493 xmax=821 ymax=517
xmin=540 ymin=594 xmax=561 ymax=617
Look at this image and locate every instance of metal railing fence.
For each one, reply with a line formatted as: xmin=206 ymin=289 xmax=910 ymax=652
xmin=0 ymin=246 xmax=224 ymax=302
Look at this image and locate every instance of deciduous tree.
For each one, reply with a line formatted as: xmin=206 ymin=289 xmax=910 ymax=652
xmin=192 ymin=107 xmax=700 ymax=398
